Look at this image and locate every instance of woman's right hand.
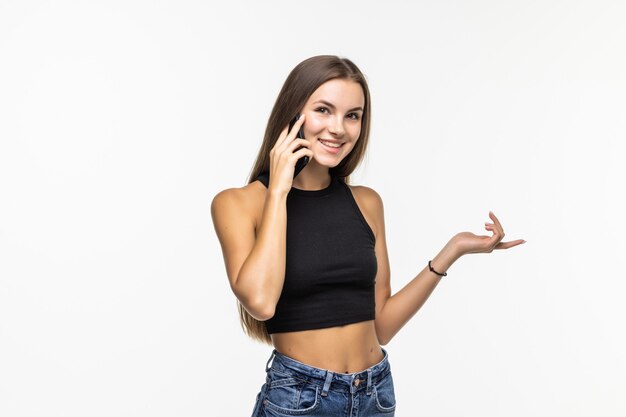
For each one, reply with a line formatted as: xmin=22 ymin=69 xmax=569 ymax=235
xmin=268 ymin=114 xmax=314 ymax=195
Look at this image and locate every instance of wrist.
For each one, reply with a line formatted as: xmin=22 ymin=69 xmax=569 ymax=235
xmin=267 ymin=187 xmax=289 ymax=200
xmin=430 ymin=239 xmax=462 ymax=276
xmin=448 ymin=234 xmax=466 ymax=259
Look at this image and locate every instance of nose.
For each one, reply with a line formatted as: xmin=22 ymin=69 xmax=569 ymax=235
xmin=328 ymin=116 xmax=345 ymax=137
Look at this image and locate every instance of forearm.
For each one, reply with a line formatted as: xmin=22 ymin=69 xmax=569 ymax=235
xmin=375 ymin=239 xmax=461 ymax=345
xmin=235 ymin=190 xmax=288 ymax=318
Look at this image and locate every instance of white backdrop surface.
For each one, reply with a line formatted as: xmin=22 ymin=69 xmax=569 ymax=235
xmin=1 ymin=1 xmax=625 ymax=416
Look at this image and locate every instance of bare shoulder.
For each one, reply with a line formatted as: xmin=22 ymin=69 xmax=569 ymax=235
xmin=210 ymin=179 xmax=268 ymax=287
xmin=211 ymin=179 xmax=265 ymax=207
xmin=211 ymin=179 xmax=267 ymax=228
xmin=347 ymin=183 xmax=383 ymax=207
xmin=345 ymin=183 xmax=385 ymax=238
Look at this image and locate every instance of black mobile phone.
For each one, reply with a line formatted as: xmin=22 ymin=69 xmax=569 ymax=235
xmin=288 ymin=114 xmax=309 ymax=178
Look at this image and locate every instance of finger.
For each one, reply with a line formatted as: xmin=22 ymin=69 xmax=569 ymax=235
xmin=294 ymin=112 xmax=306 ymax=130
xmin=488 ymin=230 xmax=501 ymax=248
xmin=489 ymin=211 xmax=505 ymax=235
xmin=273 ymin=125 xmax=290 ymax=150
xmin=282 ymin=114 xmax=306 ymax=147
xmin=495 ymin=239 xmax=526 ymax=250
xmin=286 ymin=138 xmax=311 ymax=152
xmin=292 ymin=147 xmax=314 ymax=161
xmin=483 ymin=221 xmax=505 ymax=250
xmin=488 ymin=212 xmax=505 ymax=243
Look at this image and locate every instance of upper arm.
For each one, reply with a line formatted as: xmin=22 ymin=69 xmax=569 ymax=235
xmin=350 ymin=186 xmax=392 ymax=318
xmin=210 ymin=188 xmax=256 ymax=291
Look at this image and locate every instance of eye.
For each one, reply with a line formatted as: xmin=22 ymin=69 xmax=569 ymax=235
xmin=347 ymin=113 xmax=361 ymax=120
xmin=315 ymin=107 xmax=329 ymax=114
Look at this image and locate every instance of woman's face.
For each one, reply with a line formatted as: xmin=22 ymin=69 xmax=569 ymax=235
xmin=300 ymin=79 xmax=365 ymax=167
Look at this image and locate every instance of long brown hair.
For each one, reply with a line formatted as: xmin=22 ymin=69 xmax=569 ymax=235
xmin=240 ymin=55 xmax=373 ymax=344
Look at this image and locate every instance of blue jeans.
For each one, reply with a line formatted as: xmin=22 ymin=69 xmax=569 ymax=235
xmin=251 ymin=348 xmax=396 ymax=416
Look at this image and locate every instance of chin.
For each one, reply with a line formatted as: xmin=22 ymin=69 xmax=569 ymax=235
xmin=311 ymin=154 xmax=345 ymax=168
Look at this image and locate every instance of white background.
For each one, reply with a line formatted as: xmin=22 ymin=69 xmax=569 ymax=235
xmin=1 ymin=1 xmax=625 ymax=416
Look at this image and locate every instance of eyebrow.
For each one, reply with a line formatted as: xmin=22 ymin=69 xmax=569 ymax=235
xmin=313 ymin=100 xmax=363 ymax=112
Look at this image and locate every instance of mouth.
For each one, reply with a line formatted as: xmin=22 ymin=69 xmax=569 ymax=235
xmin=318 ymin=139 xmax=345 ymax=153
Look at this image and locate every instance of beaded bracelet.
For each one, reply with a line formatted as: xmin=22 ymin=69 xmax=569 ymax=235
xmin=428 ymin=260 xmax=447 ymax=277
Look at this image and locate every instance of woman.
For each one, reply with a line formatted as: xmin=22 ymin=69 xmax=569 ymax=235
xmin=211 ymin=55 xmax=525 ymax=416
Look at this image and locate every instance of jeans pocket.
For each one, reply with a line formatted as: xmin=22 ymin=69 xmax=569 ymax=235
xmin=373 ymin=372 xmax=396 ymax=413
xmin=263 ymin=375 xmax=321 ymax=415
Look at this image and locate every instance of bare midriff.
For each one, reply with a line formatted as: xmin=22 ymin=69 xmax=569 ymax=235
xmin=270 ymin=320 xmax=384 ymax=374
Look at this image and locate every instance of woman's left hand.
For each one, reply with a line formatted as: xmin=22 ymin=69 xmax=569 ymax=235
xmin=453 ymin=211 xmax=525 ymax=256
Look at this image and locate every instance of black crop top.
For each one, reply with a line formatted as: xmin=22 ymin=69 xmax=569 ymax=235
xmin=255 ymin=172 xmax=377 ymax=334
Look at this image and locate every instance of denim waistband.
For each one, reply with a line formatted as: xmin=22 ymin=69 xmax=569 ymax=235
xmin=265 ymin=348 xmax=391 ymax=396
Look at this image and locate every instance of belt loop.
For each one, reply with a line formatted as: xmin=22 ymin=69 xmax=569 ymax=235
xmin=265 ymin=349 xmax=276 ymax=372
xmin=321 ymin=371 xmax=334 ymax=397
xmin=366 ymin=368 xmax=373 ymax=396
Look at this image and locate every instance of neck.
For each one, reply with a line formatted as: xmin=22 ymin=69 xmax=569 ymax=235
xmin=291 ymin=162 xmax=332 ymax=191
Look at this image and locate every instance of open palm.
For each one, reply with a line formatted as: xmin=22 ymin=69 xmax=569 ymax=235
xmin=454 ymin=211 xmax=525 ymax=255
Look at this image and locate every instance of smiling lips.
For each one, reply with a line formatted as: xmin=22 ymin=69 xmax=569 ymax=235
xmin=318 ymin=139 xmax=344 ymax=154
